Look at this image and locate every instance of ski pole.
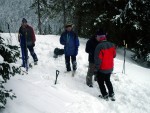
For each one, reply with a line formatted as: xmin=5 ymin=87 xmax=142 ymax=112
xmin=55 ymin=70 xmax=60 ymax=85
xmin=25 ymin=32 xmax=29 ymax=72
xmin=122 ymin=41 xmax=127 ymax=74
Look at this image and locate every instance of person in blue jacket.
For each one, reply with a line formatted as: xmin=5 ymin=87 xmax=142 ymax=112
xmin=60 ymin=23 xmax=79 ymax=72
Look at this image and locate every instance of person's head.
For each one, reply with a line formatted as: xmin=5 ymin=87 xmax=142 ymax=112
xmin=95 ymin=29 xmax=107 ymax=42
xmin=22 ymin=18 xmax=27 ymax=28
xmin=65 ymin=23 xmax=73 ymax=32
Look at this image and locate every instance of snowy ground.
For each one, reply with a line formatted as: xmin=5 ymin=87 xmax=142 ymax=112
xmin=1 ymin=33 xmax=150 ymax=113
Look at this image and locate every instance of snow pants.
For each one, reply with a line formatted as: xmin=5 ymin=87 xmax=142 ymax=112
xmin=97 ymin=71 xmax=114 ymax=97
xmin=86 ymin=63 xmax=95 ymax=86
xmin=21 ymin=45 xmax=38 ymax=67
xmin=28 ymin=45 xmax=38 ymax=62
xmin=65 ymin=55 xmax=77 ymax=71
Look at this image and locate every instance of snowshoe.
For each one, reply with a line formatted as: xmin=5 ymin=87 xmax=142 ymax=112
xmin=34 ymin=61 xmax=38 ymax=65
xmin=29 ymin=63 xmax=33 ymax=68
xmin=87 ymin=84 xmax=93 ymax=88
xmin=99 ymin=95 xmax=109 ymax=101
xmin=109 ymin=94 xmax=115 ymax=101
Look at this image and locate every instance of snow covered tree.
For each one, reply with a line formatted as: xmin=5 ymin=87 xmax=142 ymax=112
xmin=71 ymin=0 xmax=120 ymax=37
xmin=31 ymin=0 xmax=81 ymax=33
xmin=0 ymin=36 xmax=20 ymax=109
xmin=113 ymin=0 xmax=150 ymax=67
xmin=31 ymin=0 xmax=48 ymax=34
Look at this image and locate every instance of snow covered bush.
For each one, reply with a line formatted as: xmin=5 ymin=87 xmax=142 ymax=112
xmin=0 ymin=36 xmax=20 ymax=109
xmin=146 ymin=53 xmax=150 ymax=67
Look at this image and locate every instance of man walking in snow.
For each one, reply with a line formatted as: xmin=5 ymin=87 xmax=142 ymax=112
xmin=94 ymin=29 xmax=116 ymax=101
xmin=85 ymin=32 xmax=99 ymax=87
xmin=18 ymin=18 xmax=38 ymax=67
xmin=60 ymin=23 xmax=79 ymax=72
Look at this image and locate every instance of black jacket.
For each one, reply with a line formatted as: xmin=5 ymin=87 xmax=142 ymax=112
xmin=85 ymin=36 xmax=99 ymax=63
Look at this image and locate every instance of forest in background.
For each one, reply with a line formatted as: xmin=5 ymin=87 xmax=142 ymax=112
xmin=0 ymin=0 xmax=150 ymax=66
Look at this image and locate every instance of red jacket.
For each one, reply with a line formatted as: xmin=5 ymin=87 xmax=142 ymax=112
xmin=94 ymin=40 xmax=116 ymax=74
xmin=19 ymin=25 xmax=36 ymax=45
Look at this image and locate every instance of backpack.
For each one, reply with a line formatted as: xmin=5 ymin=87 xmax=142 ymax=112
xmin=53 ymin=48 xmax=64 ymax=58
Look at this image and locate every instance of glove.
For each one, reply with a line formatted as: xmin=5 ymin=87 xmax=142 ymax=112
xmin=32 ymin=43 xmax=35 ymax=47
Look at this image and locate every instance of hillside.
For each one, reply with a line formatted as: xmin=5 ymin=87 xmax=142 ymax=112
xmin=1 ymin=33 xmax=150 ymax=113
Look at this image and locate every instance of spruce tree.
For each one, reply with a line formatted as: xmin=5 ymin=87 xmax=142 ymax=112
xmin=114 ymin=0 xmax=150 ymax=67
xmin=0 ymin=36 xmax=20 ymax=109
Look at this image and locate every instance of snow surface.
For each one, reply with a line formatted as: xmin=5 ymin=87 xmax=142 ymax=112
xmin=1 ymin=33 xmax=150 ymax=113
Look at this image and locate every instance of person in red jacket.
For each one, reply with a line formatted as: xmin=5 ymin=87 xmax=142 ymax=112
xmin=18 ymin=18 xmax=38 ymax=67
xmin=94 ymin=30 xmax=116 ymax=101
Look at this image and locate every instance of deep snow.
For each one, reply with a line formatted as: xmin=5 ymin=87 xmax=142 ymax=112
xmin=1 ymin=33 xmax=150 ymax=113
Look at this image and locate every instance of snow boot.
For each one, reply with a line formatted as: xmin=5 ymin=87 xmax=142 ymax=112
xmin=109 ymin=93 xmax=115 ymax=101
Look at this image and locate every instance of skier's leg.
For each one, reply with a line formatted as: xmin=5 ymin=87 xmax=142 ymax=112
xmin=104 ymin=73 xmax=114 ymax=97
xmin=65 ymin=55 xmax=71 ymax=71
xmin=24 ymin=46 xmax=28 ymax=71
xmin=71 ymin=56 xmax=77 ymax=71
xmin=28 ymin=46 xmax=38 ymax=62
xmin=97 ymin=72 xmax=108 ymax=97
xmin=86 ymin=63 xmax=95 ymax=87
xmin=21 ymin=45 xmax=25 ymax=67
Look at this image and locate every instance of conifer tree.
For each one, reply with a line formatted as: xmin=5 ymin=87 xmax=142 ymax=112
xmin=0 ymin=36 xmax=20 ymax=109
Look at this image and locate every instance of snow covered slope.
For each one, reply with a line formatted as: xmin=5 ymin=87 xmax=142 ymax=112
xmin=1 ymin=33 xmax=150 ymax=113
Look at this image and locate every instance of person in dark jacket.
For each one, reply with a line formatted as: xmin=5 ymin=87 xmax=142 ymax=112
xmin=18 ymin=18 xmax=38 ymax=67
xmin=94 ymin=30 xmax=116 ymax=101
xmin=60 ymin=23 xmax=79 ymax=72
xmin=85 ymin=35 xmax=99 ymax=87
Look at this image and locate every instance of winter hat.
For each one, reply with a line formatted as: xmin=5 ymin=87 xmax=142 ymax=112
xmin=22 ymin=18 xmax=27 ymax=23
xmin=65 ymin=22 xmax=73 ymax=28
xmin=96 ymin=30 xmax=107 ymax=42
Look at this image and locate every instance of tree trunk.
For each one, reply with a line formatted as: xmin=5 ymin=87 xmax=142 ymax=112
xmin=62 ymin=0 xmax=66 ymax=27
xmin=38 ymin=0 xmax=42 ymax=34
xmin=73 ymin=0 xmax=82 ymax=35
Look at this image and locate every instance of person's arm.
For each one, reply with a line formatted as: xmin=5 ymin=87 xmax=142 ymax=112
xmin=85 ymin=40 xmax=91 ymax=53
xmin=18 ymin=27 xmax=21 ymax=42
xmin=73 ymin=33 xmax=79 ymax=56
xmin=94 ymin=44 xmax=102 ymax=70
xmin=30 ymin=26 xmax=36 ymax=43
xmin=113 ymin=46 xmax=116 ymax=58
xmin=75 ymin=35 xmax=79 ymax=47
xmin=112 ymin=43 xmax=116 ymax=58
xmin=60 ymin=33 xmax=66 ymax=45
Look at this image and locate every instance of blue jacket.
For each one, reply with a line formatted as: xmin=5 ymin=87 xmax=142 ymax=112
xmin=60 ymin=30 xmax=79 ymax=56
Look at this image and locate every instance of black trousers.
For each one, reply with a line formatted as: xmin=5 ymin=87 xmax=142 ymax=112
xmin=28 ymin=45 xmax=38 ymax=62
xmin=97 ymin=71 xmax=114 ymax=97
xmin=65 ymin=55 xmax=77 ymax=71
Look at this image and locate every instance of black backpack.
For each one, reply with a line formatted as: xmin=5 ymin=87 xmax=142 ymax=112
xmin=53 ymin=48 xmax=64 ymax=58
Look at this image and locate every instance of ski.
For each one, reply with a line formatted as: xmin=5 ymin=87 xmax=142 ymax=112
xmin=21 ymin=70 xmax=28 ymax=75
xmin=20 ymin=67 xmax=28 ymax=75
xmin=20 ymin=34 xmax=29 ymax=72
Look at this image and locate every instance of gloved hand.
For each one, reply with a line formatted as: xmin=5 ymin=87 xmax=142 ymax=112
xmin=32 ymin=43 xmax=35 ymax=47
